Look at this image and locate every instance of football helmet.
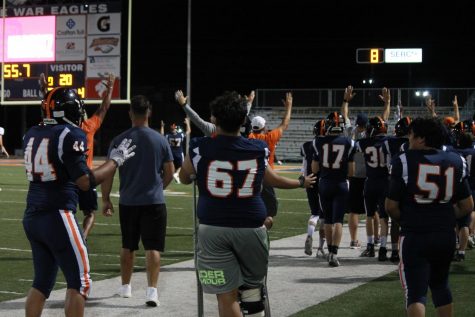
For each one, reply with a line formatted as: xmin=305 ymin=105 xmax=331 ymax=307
xmin=41 ymin=88 xmax=85 ymax=126
xmin=454 ymin=119 xmax=475 ymax=137
xmin=394 ymin=116 xmax=411 ymax=137
xmin=326 ymin=111 xmax=344 ymax=128
xmin=366 ymin=116 xmax=387 ymax=137
xmin=313 ymin=119 xmax=327 ymax=136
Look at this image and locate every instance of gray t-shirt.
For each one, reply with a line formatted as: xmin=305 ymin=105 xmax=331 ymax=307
xmin=108 ymin=126 xmax=173 ymax=205
xmin=348 ymin=125 xmax=367 ymax=178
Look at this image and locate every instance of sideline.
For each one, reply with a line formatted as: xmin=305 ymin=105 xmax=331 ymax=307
xmin=0 ymin=226 xmax=397 ymax=317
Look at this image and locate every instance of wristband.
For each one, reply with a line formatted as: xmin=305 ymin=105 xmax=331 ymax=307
xmin=298 ymin=175 xmax=305 ymax=188
xmin=343 ymin=99 xmax=349 ymax=103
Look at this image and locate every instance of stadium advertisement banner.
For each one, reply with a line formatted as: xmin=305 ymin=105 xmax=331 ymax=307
xmin=56 ymin=15 xmax=86 ymax=38
xmin=56 ymin=38 xmax=86 ymax=61
xmin=87 ymin=13 xmax=121 ymax=35
xmin=86 ymin=78 xmax=120 ymax=99
xmin=87 ymin=35 xmax=121 ymax=56
xmin=86 ymin=56 xmax=120 ymax=78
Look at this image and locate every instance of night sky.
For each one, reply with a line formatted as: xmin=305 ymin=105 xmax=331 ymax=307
xmin=2 ymin=0 xmax=475 ymax=152
xmin=131 ymin=0 xmax=475 ymax=114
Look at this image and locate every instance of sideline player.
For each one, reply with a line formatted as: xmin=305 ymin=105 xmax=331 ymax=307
xmin=161 ymin=119 xmax=191 ymax=184
xmin=383 ymin=116 xmax=411 ymax=262
xmin=39 ymin=73 xmax=116 ymax=239
xmin=248 ymin=92 xmax=293 ymax=229
xmin=179 ymin=91 xmax=315 ymax=317
xmin=452 ymin=121 xmax=475 ymax=261
xmin=22 ymin=88 xmax=135 ymax=317
xmin=79 ymin=74 xmax=115 ymax=239
xmin=312 ymin=112 xmax=355 ymax=267
xmin=386 ymin=117 xmax=473 ymax=317
xmin=340 ymin=85 xmax=367 ymax=249
xmin=357 ymin=116 xmax=390 ymax=260
xmin=302 ymin=119 xmax=326 ymax=257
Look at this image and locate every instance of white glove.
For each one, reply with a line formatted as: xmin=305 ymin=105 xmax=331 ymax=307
xmin=109 ymin=138 xmax=136 ymax=167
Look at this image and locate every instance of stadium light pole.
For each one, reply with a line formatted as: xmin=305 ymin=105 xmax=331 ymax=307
xmin=185 ymin=0 xmax=192 ymax=156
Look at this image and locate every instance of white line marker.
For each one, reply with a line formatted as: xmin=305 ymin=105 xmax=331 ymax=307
xmin=0 ymin=290 xmax=24 ymax=295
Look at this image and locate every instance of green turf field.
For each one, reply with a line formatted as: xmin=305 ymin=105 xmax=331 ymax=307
xmin=1 ymin=164 xmax=474 ymax=316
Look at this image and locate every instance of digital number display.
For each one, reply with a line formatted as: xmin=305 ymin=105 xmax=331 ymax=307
xmin=3 ymin=64 xmax=31 ymax=78
xmin=3 ymin=62 xmax=85 ymax=99
xmin=356 ymin=48 xmax=384 ymax=64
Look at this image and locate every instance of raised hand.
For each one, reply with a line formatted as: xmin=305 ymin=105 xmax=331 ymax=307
xmin=175 ymin=90 xmax=188 ymax=107
xmin=343 ymin=85 xmax=356 ymax=102
xmin=378 ymin=87 xmax=391 ymax=104
xmin=282 ymin=92 xmax=293 ymax=109
xmin=453 ymin=95 xmax=458 ymax=107
xmin=109 ymin=138 xmax=136 ymax=167
xmin=246 ymin=90 xmax=255 ymax=104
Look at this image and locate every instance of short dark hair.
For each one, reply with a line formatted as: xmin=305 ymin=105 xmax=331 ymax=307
xmin=408 ymin=117 xmax=447 ymax=149
xmin=130 ymin=95 xmax=151 ymax=115
xmin=209 ymin=91 xmax=247 ymax=133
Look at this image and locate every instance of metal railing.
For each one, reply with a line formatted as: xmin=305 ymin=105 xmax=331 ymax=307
xmin=255 ymin=87 xmax=475 ymax=119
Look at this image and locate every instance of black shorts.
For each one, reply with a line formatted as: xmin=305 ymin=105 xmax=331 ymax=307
xmin=261 ymin=184 xmax=278 ymax=217
xmin=172 ymin=152 xmax=184 ymax=170
xmin=348 ymin=177 xmax=365 ymax=214
xmin=119 ymin=204 xmax=167 ymax=252
xmin=78 ymin=187 xmax=98 ymax=214
xmin=306 ymin=185 xmax=322 ymax=217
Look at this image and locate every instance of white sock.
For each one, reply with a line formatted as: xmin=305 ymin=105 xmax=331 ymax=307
xmin=380 ymin=236 xmax=387 ymax=248
xmin=307 ymin=225 xmax=316 ymax=236
xmin=367 ymin=236 xmax=374 ymax=244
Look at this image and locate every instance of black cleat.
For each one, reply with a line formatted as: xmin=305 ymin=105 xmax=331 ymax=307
xmin=390 ymin=250 xmax=400 ymax=263
xmin=378 ymin=247 xmax=388 ymax=261
xmin=453 ymin=253 xmax=465 ymax=262
xmin=360 ymin=243 xmax=375 ymax=257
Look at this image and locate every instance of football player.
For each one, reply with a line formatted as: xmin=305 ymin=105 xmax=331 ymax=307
xmin=386 ymin=117 xmax=473 ymax=317
xmin=161 ymin=119 xmax=191 ymax=184
xmin=451 ymin=121 xmax=475 ymax=261
xmin=302 ymin=119 xmax=326 ymax=257
xmin=22 ymin=88 xmax=135 ymax=317
xmin=383 ymin=116 xmax=412 ymax=262
xmin=178 ymin=91 xmax=315 ymax=317
xmin=312 ymin=112 xmax=355 ymax=267
xmin=356 ymin=116 xmax=390 ymax=260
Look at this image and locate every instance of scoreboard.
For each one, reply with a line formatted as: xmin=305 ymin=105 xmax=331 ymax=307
xmin=356 ymin=48 xmax=423 ymax=64
xmin=0 ymin=1 xmax=130 ymax=105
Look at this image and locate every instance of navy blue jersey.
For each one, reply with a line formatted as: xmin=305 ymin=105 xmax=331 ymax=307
xmin=383 ymin=136 xmax=408 ymax=160
xmin=300 ymin=140 xmax=315 ymax=176
xmin=455 ymin=147 xmax=475 ymax=189
xmin=387 ymin=149 xmax=471 ymax=233
xmin=190 ymin=135 xmax=268 ymax=228
xmin=356 ymin=135 xmax=389 ymax=178
xmin=312 ymin=135 xmax=355 ymax=180
xmin=23 ymin=124 xmax=89 ymax=213
xmin=166 ymin=132 xmax=185 ymax=154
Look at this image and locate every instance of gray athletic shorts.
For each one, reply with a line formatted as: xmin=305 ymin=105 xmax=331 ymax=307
xmin=197 ymin=224 xmax=269 ymax=294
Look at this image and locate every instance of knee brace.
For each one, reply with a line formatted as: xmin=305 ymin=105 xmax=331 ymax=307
xmin=239 ymin=286 xmax=265 ymax=317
